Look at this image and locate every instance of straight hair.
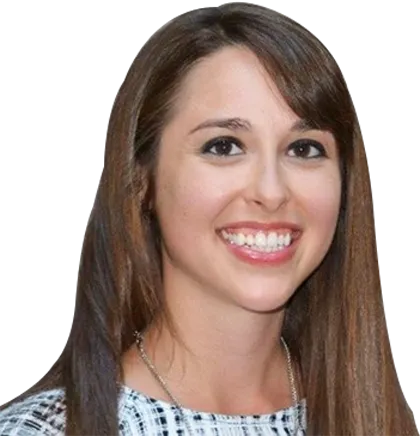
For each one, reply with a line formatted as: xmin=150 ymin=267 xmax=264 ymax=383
xmin=1 ymin=3 xmax=418 ymax=435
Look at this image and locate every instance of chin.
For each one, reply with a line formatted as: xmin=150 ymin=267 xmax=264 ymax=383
xmin=228 ymin=282 xmax=297 ymax=314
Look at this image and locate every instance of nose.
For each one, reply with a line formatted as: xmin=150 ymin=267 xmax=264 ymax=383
xmin=244 ymin=154 xmax=290 ymax=213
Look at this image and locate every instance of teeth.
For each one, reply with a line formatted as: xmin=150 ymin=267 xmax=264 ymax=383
xmin=255 ymin=232 xmax=266 ymax=247
xmin=221 ymin=230 xmax=293 ymax=249
xmin=246 ymin=234 xmax=254 ymax=246
xmin=267 ymin=232 xmax=277 ymax=247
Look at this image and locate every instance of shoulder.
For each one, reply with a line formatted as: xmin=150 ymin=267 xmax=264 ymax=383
xmin=0 ymin=386 xmax=155 ymax=436
xmin=0 ymin=389 xmax=66 ymax=436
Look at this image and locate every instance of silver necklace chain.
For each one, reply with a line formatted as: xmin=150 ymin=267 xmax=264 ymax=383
xmin=134 ymin=330 xmax=300 ymax=435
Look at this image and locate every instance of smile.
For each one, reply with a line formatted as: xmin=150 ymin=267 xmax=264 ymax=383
xmin=217 ymin=229 xmax=301 ymax=266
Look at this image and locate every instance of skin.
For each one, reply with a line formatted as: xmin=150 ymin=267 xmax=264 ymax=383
xmin=122 ymin=45 xmax=341 ymax=415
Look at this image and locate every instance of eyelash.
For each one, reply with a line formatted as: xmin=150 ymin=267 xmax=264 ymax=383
xmin=200 ymin=136 xmax=327 ymax=159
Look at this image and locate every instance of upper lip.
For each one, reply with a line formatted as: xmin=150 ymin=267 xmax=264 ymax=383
xmin=218 ymin=221 xmax=302 ymax=231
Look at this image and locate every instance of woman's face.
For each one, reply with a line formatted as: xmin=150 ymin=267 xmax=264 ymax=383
xmin=153 ymin=46 xmax=341 ymax=313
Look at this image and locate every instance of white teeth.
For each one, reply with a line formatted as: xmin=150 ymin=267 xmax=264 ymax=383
xmin=246 ymin=234 xmax=254 ymax=246
xmin=266 ymin=232 xmax=277 ymax=247
xmin=221 ymin=230 xmax=293 ymax=249
xmin=255 ymin=232 xmax=266 ymax=247
xmin=236 ymin=233 xmax=246 ymax=246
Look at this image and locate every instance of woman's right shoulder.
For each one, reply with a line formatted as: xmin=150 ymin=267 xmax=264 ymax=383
xmin=0 ymin=388 xmax=66 ymax=436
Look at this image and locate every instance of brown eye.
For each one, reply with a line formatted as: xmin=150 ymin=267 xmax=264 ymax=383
xmin=287 ymin=139 xmax=327 ymax=159
xmin=201 ymin=136 xmax=244 ymax=157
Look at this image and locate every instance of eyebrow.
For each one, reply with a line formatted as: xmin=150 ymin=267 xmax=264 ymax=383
xmin=188 ymin=117 xmax=314 ymax=135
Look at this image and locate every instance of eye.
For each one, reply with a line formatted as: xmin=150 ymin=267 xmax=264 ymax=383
xmin=200 ymin=136 xmax=244 ymax=158
xmin=200 ymin=137 xmax=327 ymax=159
xmin=287 ymin=139 xmax=327 ymax=159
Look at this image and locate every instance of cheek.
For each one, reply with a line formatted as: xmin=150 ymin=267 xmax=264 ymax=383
xmin=294 ymin=170 xmax=341 ymax=238
xmin=155 ymin=162 xmax=226 ymax=235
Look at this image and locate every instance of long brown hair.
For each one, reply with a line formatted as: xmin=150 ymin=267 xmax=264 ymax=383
xmin=1 ymin=3 xmax=418 ymax=435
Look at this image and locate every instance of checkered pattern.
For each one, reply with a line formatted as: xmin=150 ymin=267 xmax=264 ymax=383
xmin=0 ymin=385 xmax=306 ymax=435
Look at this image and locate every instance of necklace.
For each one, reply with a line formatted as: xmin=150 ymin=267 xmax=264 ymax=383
xmin=134 ymin=330 xmax=300 ymax=435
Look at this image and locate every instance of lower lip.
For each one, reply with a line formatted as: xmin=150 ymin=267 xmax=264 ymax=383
xmin=218 ymin=233 xmax=299 ymax=266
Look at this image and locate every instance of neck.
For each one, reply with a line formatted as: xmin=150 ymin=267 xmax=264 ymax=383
xmin=134 ymin=311 xmax=296 ymax=414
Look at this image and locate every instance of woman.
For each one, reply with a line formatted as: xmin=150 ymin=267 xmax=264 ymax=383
xmin=0 ymin=3 xmax=417 ymax=435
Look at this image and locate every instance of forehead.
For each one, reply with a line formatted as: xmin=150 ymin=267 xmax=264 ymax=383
xmin=169 ymin=45 xmax=300 ymax=130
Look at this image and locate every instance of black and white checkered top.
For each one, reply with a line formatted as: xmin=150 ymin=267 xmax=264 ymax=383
xmin=0 ymin=385 xmax=307 ymax=435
